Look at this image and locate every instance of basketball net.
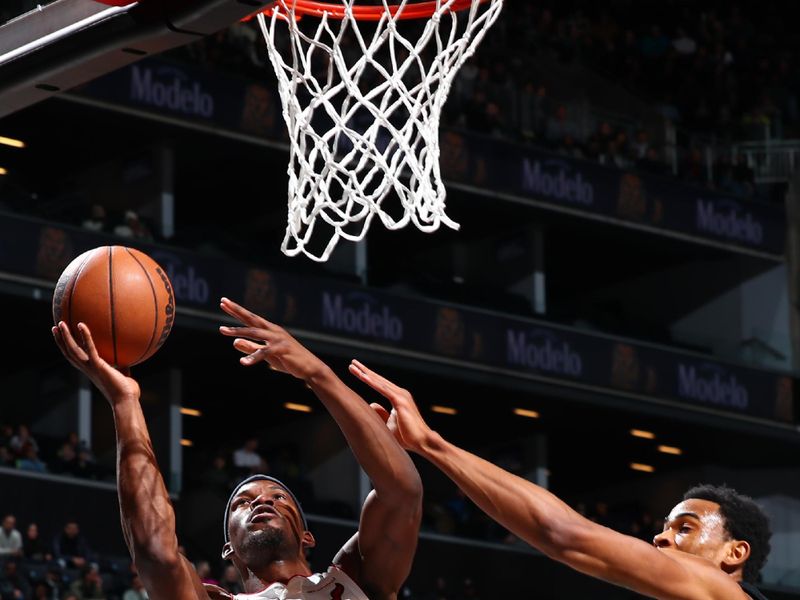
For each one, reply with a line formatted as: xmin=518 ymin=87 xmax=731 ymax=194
xmin=257 ymin=0 xmax=503 ymax=261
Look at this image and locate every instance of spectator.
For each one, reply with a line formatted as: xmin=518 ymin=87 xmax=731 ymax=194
xmin=63 ymin=432 xmax=95 ymax=461
xmin=68 ymin=566 xmax=105 ymax=600
xmin=113 ymin=210 xmax=153 ymax=241
xmin=33 ymin=581 xmax=54 ymax=600
xmin=9 ymin=425 xmax=37 ymax=457
xmin=53 ymin=520 xmax=94 ymax=570
xmin=81 ymin=204 xmax=108 ymax=233
xmin=54 ymin=442 xmax=79 ymax=475
xmin=231 ymin=437 xmax=267 ymax=476
xmin=0 ymin=515 xmax=22 ymax=557
xmin=23 ymin=523 xmax=52 ymax=563
xmin=672 ymin=27 xmax=697 ymax=56
xmin=16 ymin=443 xmax=47 ymax=473
xmin=41 ymin=568 xmax=65 ymax=600
xmin=0 ymin=561 xmax=31 ymax=600
xmin=122 ymin=574 xmax=148 ymax=600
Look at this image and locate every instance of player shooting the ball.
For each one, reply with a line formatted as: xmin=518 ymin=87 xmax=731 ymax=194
xmin=51 ymin=296 xmax=422 ymax=600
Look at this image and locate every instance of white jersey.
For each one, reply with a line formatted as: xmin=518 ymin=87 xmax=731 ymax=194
xmin=233 ymin=566 xmax=369 ymax=600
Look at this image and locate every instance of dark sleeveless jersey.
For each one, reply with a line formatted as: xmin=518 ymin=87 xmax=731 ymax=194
xmin=740 ymin=581 xmax=769 ymax=600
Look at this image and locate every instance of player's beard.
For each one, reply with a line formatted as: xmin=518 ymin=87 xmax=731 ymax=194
xmin=241 ymin=526 xmax=287 ymax=566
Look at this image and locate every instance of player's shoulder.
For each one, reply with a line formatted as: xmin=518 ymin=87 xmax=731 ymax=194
xmin=660 ymin=550 xmax=753 ymax=600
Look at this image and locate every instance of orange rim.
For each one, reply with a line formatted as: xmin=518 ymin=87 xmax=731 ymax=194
xmin=270 ymin=0 xmax=491 ymax=20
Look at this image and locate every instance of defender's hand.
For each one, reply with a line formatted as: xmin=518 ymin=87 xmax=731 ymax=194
xmin=348 ymin=360 xmax=433 ymax=453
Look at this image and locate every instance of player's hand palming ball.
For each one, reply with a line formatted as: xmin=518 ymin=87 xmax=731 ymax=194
xmin=52 ymin=246 xmax=175 ymax=368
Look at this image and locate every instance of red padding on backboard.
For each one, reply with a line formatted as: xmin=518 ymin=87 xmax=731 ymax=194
xmin=92 ymin=0 xmax=137 ymax=6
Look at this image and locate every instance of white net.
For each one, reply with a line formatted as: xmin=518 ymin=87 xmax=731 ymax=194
xmin=257 ymin=0 xmax=503 ymax=261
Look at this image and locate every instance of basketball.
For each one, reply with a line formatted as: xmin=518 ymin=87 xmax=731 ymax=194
xmin=52 ymin=246 xmax=175 ymax=368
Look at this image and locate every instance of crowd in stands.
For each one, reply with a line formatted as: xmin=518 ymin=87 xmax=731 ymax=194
xmin=175 ymin=0 xmax=793 ymax=202
xmin=1 ymin=1 xmax=794 ymax=207
xmin=0 ymin=513 xmax=133 ymax=600
xmin=0 ymin=507 xmax=490 ymax=599
xmin=0 ymin=424 xmax=111 ymax=483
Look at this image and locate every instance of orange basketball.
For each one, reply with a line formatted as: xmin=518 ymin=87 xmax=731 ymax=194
xmin=52 ymin=246 xmax=175 ymax=368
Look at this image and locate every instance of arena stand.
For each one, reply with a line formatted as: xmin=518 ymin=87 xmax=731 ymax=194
xmin=1 ymin=0 xmax=800 ymax=598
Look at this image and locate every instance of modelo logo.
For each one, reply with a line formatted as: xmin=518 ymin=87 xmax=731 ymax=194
xmin=131 ymin=64 xmax=214 ymax=118
xmin=506 ymin=328 xmax=583 ymax=376
xmin=322 ymin=292 xmax=403 ymax=342
xmin=695 ymin=199 xmax=763 ymax=246
xmin=522 ymin=158 xmax=594 ymax=206
xmin=677 ymin=363 xmax=749 ymax=409
xmin=151 ymin=251 xmax=210 ymax=304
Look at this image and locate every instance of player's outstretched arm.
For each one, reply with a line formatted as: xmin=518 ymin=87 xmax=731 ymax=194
xmin=219 ymin=298 xmax=422 ymax=598
xmin=53 ymin=322 xmax=207 ymax=600
xmin=349 ymin=360 xmax=747 ymax=600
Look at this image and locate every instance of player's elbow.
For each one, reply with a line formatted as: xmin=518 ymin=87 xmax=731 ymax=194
xmin=536 ymin=513 xmax=594 ymax=561
xmin=394 ymin=470 xmax=424 ymax=508
xmin=131 ymin=539 xmax=182 ymax=572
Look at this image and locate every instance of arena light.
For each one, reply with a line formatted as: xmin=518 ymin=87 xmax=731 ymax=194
xmin=658 ymin=445 xmax=682 ymax=456
xmin=284 ymin=402 xmax=312 ymax=413
xmin=630 ymin=462 xmax=655 ymax=473
xmin=431 ymin=405 xmax=458 ymax=415
xmin=180 ymin=439 xmax=193 ymax=447
xmin=180 ymin=407 xmax=202 ymax=417
xmin=0 ymin=167 xmax=7 ymax=175
xmin=630 ymin=429 xmax=655 ymax=440
xmin=513 ymin=408 xmax=540 ymax=418
xmin=0 ymin=136 xmax=24 ymax=148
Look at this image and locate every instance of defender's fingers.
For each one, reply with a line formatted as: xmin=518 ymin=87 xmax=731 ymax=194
xmin=350 ymin=360 xmax=403 ymax=394
xmin=219 ymin=325 xmax=278 ymax=339
xmin=240 ymin=348 xmax=269 ymax=365
xmin=232 ymin=338 xmax=264 ymax=355
xmin=370 ymin=403 xmax=391 ymax=424
xmin=220 ymin=297 xmax=275 ymax=329
xmin=349 ymin=362 xmax=394 ymax=400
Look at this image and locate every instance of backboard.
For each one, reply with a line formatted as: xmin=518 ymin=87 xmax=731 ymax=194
xmin=0 ymin=0 xmax=270 ymax=119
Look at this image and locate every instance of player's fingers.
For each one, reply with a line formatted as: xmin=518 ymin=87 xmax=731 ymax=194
xmin=370 ymin=403 xmax=391 ymax=424
xmin=56 ymin=322 xmax=90 ymax=363
xmin=76 ymin=322 xmax=102 ymax=362
xmin=52 ymin=325 xmax=81 ymax=367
